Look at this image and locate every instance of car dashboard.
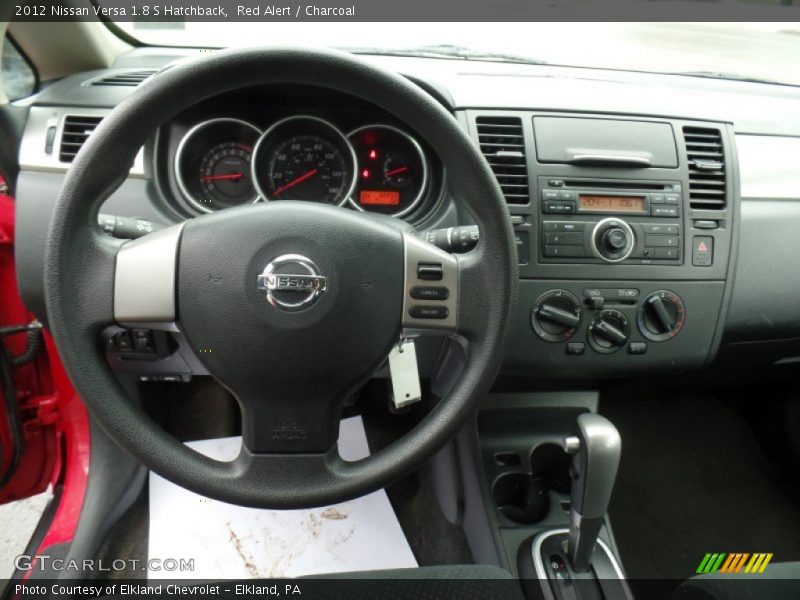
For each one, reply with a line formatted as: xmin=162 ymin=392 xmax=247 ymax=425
xmin=13 ymin=47 xmax=800 ymax=384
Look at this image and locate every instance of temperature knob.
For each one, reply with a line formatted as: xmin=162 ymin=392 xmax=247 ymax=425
xmin=638 ymin=290 xmax=686 ymax=341
xmin=588 ymin=309 xmax=629 ymax=353
xmin=532 ymin=290 xmax=582 ymax=342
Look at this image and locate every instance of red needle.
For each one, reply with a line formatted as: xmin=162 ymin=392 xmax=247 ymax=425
xmin=201 ymin=173 xmax=244 ymax=182
xmin=385 ymin=166 xmax=408 ymax=177
xmin=273 ymin=168 xmax=319 ymax=196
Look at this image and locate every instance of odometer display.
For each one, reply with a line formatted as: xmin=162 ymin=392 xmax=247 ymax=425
xmin=252 ymin=117 xmax=356 ymax=206
xmin=360 ymin=190 xmax=401 ymax=205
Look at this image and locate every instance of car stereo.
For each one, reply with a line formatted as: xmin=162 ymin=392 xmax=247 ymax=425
xmin=538 ymin=177 xmax=683 ymax=264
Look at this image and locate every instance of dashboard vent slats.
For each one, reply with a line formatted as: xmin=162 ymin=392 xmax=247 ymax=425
xmin=476 ymin=116 xmax=529 ymax=204
xmin=90 ymin=70 xmax=157 ymax=87
xmin=59 ymin=116 xmax=103 ymax=163
xmin=683 ymin=126 xmax=727 ymax=210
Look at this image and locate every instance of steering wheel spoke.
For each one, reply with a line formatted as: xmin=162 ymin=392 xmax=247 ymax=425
xmin=401 ymin=232 xmax=460 ymax=335
xmin=114 ymin=223 xmax=184 ymax=332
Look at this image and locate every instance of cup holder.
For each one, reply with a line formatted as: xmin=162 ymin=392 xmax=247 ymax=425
xmin=492 ymin=443 xmax=572 ymax=524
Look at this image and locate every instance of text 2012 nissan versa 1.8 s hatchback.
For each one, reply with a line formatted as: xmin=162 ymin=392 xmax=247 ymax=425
xmin=2 ymin=16 xmax=800 ymax=600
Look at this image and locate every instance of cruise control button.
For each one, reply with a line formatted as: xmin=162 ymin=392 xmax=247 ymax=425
xmin=409 ymin=305 xmax=449 ymax=319
xmin=417 ymin=263 xmax=443 ymax=280
xmin=411 ymin=286 xmax=449 ymax=301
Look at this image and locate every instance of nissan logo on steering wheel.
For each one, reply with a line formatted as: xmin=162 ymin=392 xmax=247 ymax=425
xmin=257 ymin=254 xmax=327 ymax=311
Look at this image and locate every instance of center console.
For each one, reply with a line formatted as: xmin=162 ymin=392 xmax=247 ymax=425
xmin=466 ymin=111 xmax=737 ymax=378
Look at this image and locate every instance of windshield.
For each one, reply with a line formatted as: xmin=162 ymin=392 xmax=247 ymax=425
xmin=113 ymin=22 xmax=800 ymax=87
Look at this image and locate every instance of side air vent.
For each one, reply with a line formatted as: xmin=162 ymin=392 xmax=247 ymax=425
xmin=59 ymin=116 xmax=103 ymax=163
xmin=683 ymin=126 xmax=727 ymax=210
xmin=90 ymin=70 xmax=157 ymax=87
xmin=475 ymin=116 xmax=530 ymax=204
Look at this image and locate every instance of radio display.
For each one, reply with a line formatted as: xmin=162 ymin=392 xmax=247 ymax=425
xmin=579 ymin=195 xmax=645 ymax=213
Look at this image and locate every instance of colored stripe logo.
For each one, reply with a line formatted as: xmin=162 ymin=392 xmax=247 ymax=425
xmin=696 ymin=553 xmax=773 ymax=574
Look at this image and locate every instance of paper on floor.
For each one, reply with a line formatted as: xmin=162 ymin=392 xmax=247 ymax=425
xmin=148 ymin=416 xmax=417 ymax=579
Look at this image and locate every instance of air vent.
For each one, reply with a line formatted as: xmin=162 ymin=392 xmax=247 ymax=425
xmin=475 ymin=116 xmax=529 ymax=204
xmin=90 ymin=70 xmax=157 ymax=87
xmin=59 ymin=116 xmax=103 ymax=163
xmin=683 ymin=126 xmax=726 ymax=210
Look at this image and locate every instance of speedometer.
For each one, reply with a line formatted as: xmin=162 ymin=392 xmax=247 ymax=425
xmin=252 ymin=116 xmax=356 ymax=206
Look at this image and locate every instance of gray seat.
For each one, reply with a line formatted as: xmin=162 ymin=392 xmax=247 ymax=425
xmin=673 ymin=561 xmax=800 ymax=600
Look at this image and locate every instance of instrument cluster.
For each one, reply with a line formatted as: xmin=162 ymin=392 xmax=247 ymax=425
xmin=171 ymin=114 xmax=434 ymax=220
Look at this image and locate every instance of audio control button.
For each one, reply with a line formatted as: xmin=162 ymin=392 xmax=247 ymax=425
xmin=544 ymin=246 xmax=585 ymax=258
xmin=645 ymin=234 xmax=680 ymax=247
xmin=545 ymin=231 xmax=583 ymax=245
xmin=651 ymin=205 xmax=679 ymax=217
xmin=590 ymin=218 xmax=635 ymax=263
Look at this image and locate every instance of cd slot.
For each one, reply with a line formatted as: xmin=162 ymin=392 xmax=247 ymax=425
xmin=562 ymin=180 xmax=669 ymax=191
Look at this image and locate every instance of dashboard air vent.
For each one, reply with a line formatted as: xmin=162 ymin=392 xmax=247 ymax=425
xmin=475 ymin=116 xmax=529 ymax=204
xmin=59 ymin=116 xmax=103 ymax=163
xmin=683 ymin=126 xmax=726 ymax=210
xmin=90 ymin=70 xmax=157 ymax=87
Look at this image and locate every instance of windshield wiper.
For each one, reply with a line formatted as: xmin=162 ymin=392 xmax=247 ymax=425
xmin=673 ymin=71 xmax=789 ymax=86
xmin=343 ymin=44 xmax=548 ymax=66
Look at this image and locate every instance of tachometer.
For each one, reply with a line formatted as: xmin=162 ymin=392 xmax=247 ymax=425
xmin=175 ymin=118 xmax=261 ymax=213
xmin=252 ymin=116 xmax=356 ymax=206
xmin=347 ymin=125 xmax=429 ymax=217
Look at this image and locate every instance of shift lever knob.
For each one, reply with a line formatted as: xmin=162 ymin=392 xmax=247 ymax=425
xmin=562 ymin=413 xmax=622 ymax=573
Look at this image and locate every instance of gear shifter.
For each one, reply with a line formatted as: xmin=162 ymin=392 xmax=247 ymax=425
xmin=562 ymin=413 xmax=622 ymax=573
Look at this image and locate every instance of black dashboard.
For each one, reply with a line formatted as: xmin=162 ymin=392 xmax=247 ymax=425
xmin=13 ymin=47 xmax=800 ymax=384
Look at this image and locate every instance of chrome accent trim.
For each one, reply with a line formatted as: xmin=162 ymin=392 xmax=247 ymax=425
xmin=174 ymin=117 xmax=262 ymax=214
xmin=401 ymin=233 xmax=458 ymax=333
xmin=531 ymin=528 xmax=632 ymax=600
xmin=590 ymin=217 xmax=635 ymax=263
xmin=346 ymin=124 xmax=430 ymax=219
xmin=251 ymin=115 xmax=357 ymax=207
xmin=19 ymin=107 xmax=146 ymax=177
xmin=737 ymin=134 xmax=800 ymax=199
xmin=257 ymin=254 xmax=327 ymax=312
xmin=114 ymin=223 xmax=184 ymax=331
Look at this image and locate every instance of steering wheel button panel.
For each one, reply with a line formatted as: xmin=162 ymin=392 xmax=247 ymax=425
xmin=402 ymin=233 xmax=458 ymax=333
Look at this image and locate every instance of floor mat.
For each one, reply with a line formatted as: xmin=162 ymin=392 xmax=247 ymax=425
xmin=148 ymin=416 xmax=417 ymax=579
xmin=601 ymin=393 xmax=800 ymax=584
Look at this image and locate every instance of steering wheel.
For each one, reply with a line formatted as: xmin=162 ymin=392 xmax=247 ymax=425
xmin=45 ymin=48 xmax=517 ymax=508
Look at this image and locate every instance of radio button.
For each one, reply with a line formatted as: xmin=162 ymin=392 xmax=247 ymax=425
xmin=544 ymin=246 xmax=586 ymax=258
xmin=542 ymin=189 xmax=561 ymax=201
xmin=559 ymin=190 xmax=578 ymax=202
xmin=650 ymin=193 xmax=665 ymax=204
xmin=544 ymin=221 xmax=585 ymax=232
xmin=548 ymin=179 xmax=565 ymax=188
xmin=655 ymin=247 xmax=680 ymax=260
xmin=643 ymin=223 xmax=680 ymax=235
xmin=543 ymin=201 xmax=576 ymax=214
xmin=651 ymin=205 xmax=679 ymax=217
xmin=664 ymin=194 xmax=681 ymax=205
xmin=545 ymin=231 xmax=583 ymax=245
xmin=645 ymin=234 xmax=680 ymax=247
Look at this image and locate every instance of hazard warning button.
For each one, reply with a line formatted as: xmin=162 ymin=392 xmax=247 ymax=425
xmin=692 ymin=236 xmax=713 ymax=267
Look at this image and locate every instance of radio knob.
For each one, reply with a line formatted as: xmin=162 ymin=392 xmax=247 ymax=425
xmin=591 ymin=218 xmax=635 ymax=263
xmin=531 ymin=289 xmax=582 ymax=342
xmin=588 ymin=309 xmax=629 ymax=353
xmin=638 ymin=290 xmax=686 ymax=341
xmin=603 ymin=228 xmax=628 ymax=252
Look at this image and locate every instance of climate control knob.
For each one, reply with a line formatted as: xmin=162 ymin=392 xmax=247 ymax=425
xmin=591 ymin=218 xmax=635 ymax=263
xmin=531 ymin=289 xmax=582 ymax=342
xmin=588 ymin=309 xmax=630 ymax=353
xmin=638 ymin=290 xmax=686 ymax=341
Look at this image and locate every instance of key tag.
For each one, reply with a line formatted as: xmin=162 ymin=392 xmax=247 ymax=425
xmin=388 ymin=339 xmax=422 ymax=409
